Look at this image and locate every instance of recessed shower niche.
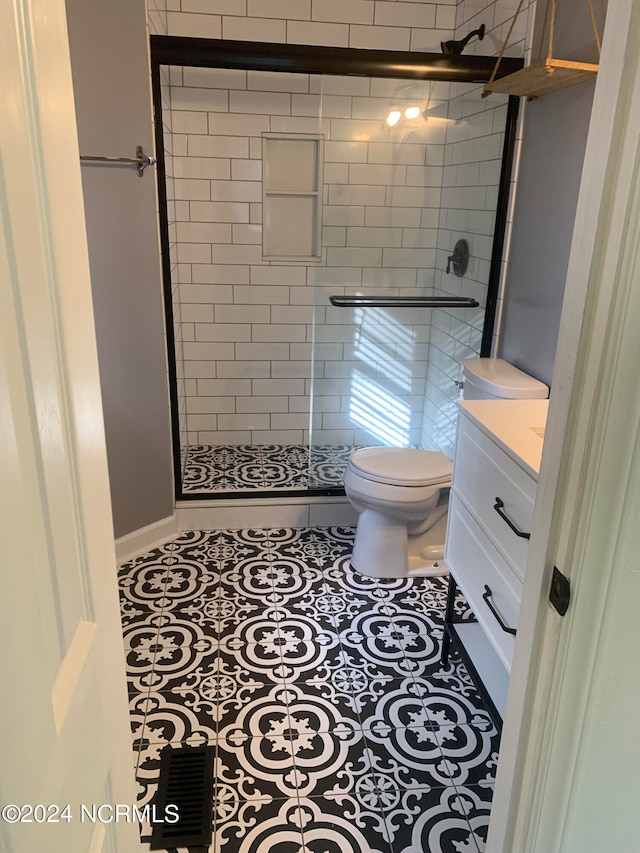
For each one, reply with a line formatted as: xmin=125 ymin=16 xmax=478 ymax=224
xmin=150 ymin=38 xmax=519 ymax=499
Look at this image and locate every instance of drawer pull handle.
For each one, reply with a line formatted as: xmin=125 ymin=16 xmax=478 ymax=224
xmin=483 ymin=585 xmax=517 ymax=635
xmin=494 ymin=497 xmax=531 ymax=540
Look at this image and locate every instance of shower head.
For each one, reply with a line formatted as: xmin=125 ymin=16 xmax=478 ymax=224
xmin=441 ymin=23 xmax=486 ymax=56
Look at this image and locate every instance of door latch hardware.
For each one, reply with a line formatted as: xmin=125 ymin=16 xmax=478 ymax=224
xmin=549 ymin=566 xmax=570 ymax=616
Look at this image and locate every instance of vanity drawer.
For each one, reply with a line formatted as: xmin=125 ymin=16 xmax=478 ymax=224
xmin=453 ymin=416 xmax=536 ymax=580
xmin=446 ymin=493 xmax=522 ymax=671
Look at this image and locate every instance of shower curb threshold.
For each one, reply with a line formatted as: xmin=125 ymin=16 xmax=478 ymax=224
xmin=176 ymin=494 xmax=357 ymax=532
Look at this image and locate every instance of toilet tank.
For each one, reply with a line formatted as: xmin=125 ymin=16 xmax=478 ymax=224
xmin=462 ymin=358 xmax=549 ymax=400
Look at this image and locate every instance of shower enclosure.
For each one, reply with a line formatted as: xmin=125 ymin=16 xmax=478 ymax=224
xmin=150 ymin=38 xmax=520 ymax=500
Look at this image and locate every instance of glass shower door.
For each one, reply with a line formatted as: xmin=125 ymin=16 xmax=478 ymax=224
xmin=308 ymin=290 xmax=431 ymax=488
xmin=157 ymin=52 xmax=510 ymax=496
xmin=308 ymin=290 xmax=482 ymax=489
xmin=307 ymin=75 xmax=510 ymax=484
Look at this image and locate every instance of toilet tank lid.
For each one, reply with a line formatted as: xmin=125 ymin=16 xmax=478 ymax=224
xmin=350 ymin=447 xmax=452 ymax=486
xmin=462 ymin=358 xmax=549 ymax=399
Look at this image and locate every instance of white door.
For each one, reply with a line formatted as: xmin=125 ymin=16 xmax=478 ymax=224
xmin=490 ymin=2 xmax=640 ymax=850
xmin=0 ymin=1 xmax=138 ymax=850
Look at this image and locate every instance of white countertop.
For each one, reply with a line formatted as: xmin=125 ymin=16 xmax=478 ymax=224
xmin=457 ymin=399 xmax=549 ymax=478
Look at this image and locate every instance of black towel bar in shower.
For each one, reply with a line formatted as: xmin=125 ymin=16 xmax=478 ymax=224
xmin=328 ymin=295 xmax=480 ymax=308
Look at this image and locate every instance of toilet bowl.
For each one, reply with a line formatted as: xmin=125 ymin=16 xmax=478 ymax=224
xmin=344 ymin=358 xmax=549 ymax=579
xmin=344 ymin=447 xmax=452 ymax=579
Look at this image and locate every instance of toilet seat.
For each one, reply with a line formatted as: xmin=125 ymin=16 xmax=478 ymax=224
xmin=349 ymin=447 xmax=452 ymax=487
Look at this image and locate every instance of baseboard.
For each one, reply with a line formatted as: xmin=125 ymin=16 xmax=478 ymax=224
xmin=176 ymin=496 xmax=357 ymax=531
xmin=116 ymin=499 xmax=358 ymax=560
xmin=115 ymin=515 xmax=179 ymax=564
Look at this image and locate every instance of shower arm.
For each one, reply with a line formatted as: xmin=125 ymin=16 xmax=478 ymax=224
xmin=458 ymin=24 xmax=486 ymax=51
xmin=441 ymin=23 xmax=486 ymax=56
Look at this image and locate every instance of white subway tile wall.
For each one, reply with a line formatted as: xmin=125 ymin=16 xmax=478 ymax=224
xmin=162 ymin=68 xmax=470 ymax=448
xmin=148 ymin=0 xmax=168 ymax=36
xmin=153 ymin=0 xmax=532 ymax=464
xmin=157 ymin=0 xmax=468 ymax=50
xmin=417 ymin=0 xmax=537 ymax=457
xmin=159 ymin=1 xmax=461 ymax=49
xmin=418 ymin=82 xmax=509 ymax=458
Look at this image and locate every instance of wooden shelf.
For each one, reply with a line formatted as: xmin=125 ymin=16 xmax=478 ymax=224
xmin=484 ymin=58 xmax=598 ymax=99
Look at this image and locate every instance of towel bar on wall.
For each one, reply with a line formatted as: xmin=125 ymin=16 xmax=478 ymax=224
xmin=328 ymin=295 xmax=480 ymax=308
xmin=80 ymin=145 xmax=156 ymax=177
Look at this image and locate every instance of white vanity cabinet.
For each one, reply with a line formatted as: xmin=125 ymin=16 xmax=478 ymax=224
xmin=443 ymin=399 xmax=548 ymax=724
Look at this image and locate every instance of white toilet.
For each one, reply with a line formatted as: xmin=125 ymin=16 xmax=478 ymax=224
xmin=344 ymin=357 xmax=549 ymax=579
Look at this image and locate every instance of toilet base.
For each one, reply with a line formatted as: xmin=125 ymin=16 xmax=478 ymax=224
xmin=351 ymin=509 xmax=449 ymax=579
xmin=351 ymin=509 xmax=408 ymax=578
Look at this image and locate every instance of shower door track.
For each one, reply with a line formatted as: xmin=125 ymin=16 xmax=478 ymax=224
xmin=149 ymin=37 xmax=522 ymax=502
xmin=150 ymin=35 xmax=523 ymax=81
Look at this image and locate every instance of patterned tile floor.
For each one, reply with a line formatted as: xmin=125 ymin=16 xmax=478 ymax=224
xmin=119 ymin=527 xmax=497 ymax=852
xmin=182 ymin=445 xmax=359 ymax=493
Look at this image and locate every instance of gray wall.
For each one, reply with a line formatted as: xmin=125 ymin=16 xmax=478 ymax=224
xmin=499 ymin=0 xmax=607 ymax=387
xmin=65 ymin=0 xmax=174 ymax=537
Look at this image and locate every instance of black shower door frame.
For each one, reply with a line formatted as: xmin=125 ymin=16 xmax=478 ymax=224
xmin=149 ymin=35 xmax=522 ymax=501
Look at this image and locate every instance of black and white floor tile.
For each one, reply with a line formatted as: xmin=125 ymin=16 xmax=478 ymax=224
xmin=119 ymin=527 xmax=498 ymax=852
xmin=182 ymin=444 xmax=359 ymax=493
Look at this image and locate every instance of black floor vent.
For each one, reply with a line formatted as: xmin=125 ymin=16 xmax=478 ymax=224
xmin=150 ymin=745 xmax=215 ymax=850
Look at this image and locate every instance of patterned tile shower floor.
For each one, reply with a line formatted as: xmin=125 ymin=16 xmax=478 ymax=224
xmin=119 ymin=527 xmax=497 ymax=852
xmin=181 ymin=445 xmax=359 ymax=493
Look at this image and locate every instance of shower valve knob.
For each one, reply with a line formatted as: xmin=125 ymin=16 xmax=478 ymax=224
xmin=445 ymin=239 xmax=469 ymax=277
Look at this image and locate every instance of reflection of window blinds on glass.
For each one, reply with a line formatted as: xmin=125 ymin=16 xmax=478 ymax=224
xmin=262 ymin=133 xmax=324 ymax=261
